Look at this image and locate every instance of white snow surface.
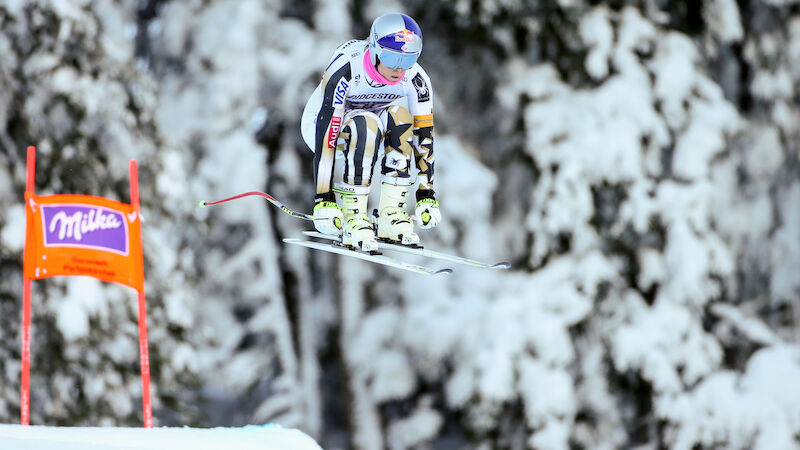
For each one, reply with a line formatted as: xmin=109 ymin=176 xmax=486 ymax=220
xmin=0 ymin=424 xmax=322 ymax=450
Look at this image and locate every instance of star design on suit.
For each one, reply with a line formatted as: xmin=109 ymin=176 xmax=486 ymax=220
xmin=385 ymin=113 xmax=412 ymax=151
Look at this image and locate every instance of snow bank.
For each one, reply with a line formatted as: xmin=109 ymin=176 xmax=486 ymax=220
xmin=0 ymin=424 xmax=322 ymax=450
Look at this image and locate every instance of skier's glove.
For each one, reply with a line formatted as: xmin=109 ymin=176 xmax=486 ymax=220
xmin=313 ymin=195 xmax=343 ymax=236
xmin=414 ymin=191 xmax=441 ymax=229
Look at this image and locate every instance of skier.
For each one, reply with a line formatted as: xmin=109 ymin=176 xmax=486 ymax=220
xmin=300 ymin=12 xmax=441 ymax=252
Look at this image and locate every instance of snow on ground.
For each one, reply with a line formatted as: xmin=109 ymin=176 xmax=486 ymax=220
xmin=0 ymin=424 xmax=322 ymax=450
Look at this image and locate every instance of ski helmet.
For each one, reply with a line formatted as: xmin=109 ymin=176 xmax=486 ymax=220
xmin=368 ymin=13 xmax=423 ymax=70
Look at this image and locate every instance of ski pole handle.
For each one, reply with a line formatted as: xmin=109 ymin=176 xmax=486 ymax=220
xmin=199 ymin=191 xmax=313 ymax=221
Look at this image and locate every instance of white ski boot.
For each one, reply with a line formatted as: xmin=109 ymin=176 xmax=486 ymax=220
xmin=376 ymin=182 xmax=420 ymax=246
xmin=337 ymin=183 xmax=379 ymax=252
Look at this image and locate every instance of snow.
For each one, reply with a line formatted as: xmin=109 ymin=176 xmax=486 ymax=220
xmin=613 ymin=298 xmax=722 ymax=393
xmin=710 ymin=303 xmax=780 ymax=346
xmin=0 ymin=204 xmax=25 ymax=252
xmin=660 ymin=217 xmax=729 ymax=307
xmin=704 ymin=0 xmax=744 ymax=44
xmin=751 ymin=68 xmax=794 ymax=100
xmin=789 ymin=18 xmax=800 ymax=77
xmin=579 ymin=6 xmax=613 ymax=79
xmin=771 ymin=183 xmax=800 ymax=303
xmin=613 ymin=7 xmax=658 ymax=76
xmin=649 ymin=33 xmax=700 ymax=129
xmin=761 ymin=0 xmax=800 ymax=5
xmin=388 ymin=263 xmax=599 ymax=448
xmin=518 ymin=359 xmax=575 ymax=427
xmin=434 ymin=135 xmax=497 ymax=258
xmin=659 ymin=346 xmax=800 ymax=450
xmin=672 ymin=88 xmax=741 ymax=180
xmin=94 ymin=0 xmax=135 ymax=64
xmin=55 ymin=278 xmax=108 ymax=342
xmin=386 ymin=405 xmax=443 ymax=450
xmin=0 ymin=424 xmax=322 ymax=450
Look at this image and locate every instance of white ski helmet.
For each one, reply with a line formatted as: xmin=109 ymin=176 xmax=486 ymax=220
xmin=368 ymin=13 xmax=423 ymax=70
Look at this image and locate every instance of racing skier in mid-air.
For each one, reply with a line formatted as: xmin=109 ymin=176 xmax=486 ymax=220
xmin=301 ymin=12 xmax=441 ymax=252
xmin=202 ymin=14 xmax=506 ymax=272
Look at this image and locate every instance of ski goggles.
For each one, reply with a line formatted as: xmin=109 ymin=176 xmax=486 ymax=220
xmin=377 ymin=48 xmax=420 ymax=70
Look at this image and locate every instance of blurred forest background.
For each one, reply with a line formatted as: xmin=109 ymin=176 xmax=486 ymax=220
xmin=0 ymin=0 xmax=798 ymax=449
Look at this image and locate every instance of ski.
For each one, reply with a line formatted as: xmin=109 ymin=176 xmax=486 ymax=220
xmin=302 ymin=231 xmax=511 ymax=270
xmin=283 ymin=238 xmax=453 ymax=275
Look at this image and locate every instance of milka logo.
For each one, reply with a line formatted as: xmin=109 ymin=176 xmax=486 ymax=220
xmin=49 ymin=208 xmax=122 ymax=241
xmin=42 ymin=204 xmax=129 ymax=255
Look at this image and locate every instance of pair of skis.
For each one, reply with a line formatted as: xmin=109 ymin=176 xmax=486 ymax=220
xmin=291 ymin=231 xmax=510 ymax=275
xmin=200 ymin=191 xmax=510 ymax=275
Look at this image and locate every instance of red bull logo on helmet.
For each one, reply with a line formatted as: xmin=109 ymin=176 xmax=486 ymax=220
xmin=395 ymin=29 xmax=416 ymax=42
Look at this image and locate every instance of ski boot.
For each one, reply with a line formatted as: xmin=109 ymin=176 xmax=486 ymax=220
xmin=337 ymin=183 xmax=379 ymax=252
xmin=376 ymin=182 xmax=420 ymax=246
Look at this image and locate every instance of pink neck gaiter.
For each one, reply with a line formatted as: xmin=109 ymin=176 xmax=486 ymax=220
xmin=363 ymin=50 xmax=403 ymax=86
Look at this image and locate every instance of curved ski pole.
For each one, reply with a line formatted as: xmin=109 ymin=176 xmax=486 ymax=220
xmin=199 ymin=191 xmax=313 ymax=221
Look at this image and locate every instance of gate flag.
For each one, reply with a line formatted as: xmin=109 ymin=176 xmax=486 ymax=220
xmin=21 ymin=146 xmax=153 ymax=428
xmin=23 ymin=194 xmax=144 ymax=290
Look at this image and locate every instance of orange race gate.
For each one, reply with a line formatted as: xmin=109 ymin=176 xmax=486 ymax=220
xmin=20 ymin=146 xmax=153 ymax=427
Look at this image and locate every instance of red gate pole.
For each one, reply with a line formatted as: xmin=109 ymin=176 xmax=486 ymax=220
xmin=21 ymin=280 xmax=31 ymax=425
xmin=21 ymin=146 xmax=36 ymax=425
xmin=129 ymin=160 xmax=153 ymax=428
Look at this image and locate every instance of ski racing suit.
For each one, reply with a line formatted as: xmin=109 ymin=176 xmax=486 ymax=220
xmin=301 ymin=39 xmax=436 ymax=204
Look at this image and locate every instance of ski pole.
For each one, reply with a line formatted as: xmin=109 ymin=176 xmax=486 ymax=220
xmin=199 ymin=191 xmax=313 ymax=221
